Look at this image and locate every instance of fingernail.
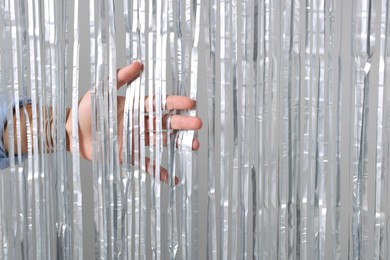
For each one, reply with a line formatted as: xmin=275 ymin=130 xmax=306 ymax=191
xmin=192 ymin=99 xmax=197 ymax=108
xmin=132 ymin=59 xmax=144 ymax=71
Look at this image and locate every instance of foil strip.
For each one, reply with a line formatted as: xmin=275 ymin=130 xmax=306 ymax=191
xmin=107 ymin=0 xmax=121 ymax=258
xmin=92 ymin=0 xmax=108 ymax=258
xmin=239 ymin=1 xmax=251 ymax=258
xmin=327 ymin=0 xmax=342 ymax=258
xmin=309 ymin=0 xmax=327 ymax=259
xmin=122 ymin=83 xmax=132 ymax=260
xmin=188 ymin=0 xmax=201 ymax=258
xmin=123 ymin=0 xmax=136 ymax=258
xmin=252 ymin=0 xmax=267 ymax=258
xmin=151 ymin=0 xmax=167 ymax=258
xmin=302 ymin=0 xmax=315 ymax=257
xmin=138 ymin=1 xmax=147 ymax=257
xmin=44 ymin=0 xmax=62 ymax=258
xmin=7 ymin=3 xmax=15 ymax=260
xmin=175 ymin=2 xmax=187 ymax=260
xmin=71 ymin=0 xmax=82 ymax=258
xmin=4 ymin=1 xmax=18 ymax=259
xmin=167 ymin=0 xmax=179 ymax=258
xmin=146 ymin=0 xmax=156 ymax=257
xmin=252 ymin=0 xmax=260 ymax=258
xmin=205 ymin=0 xmax=218 ymax=258
xmin=269 ymin=1 xmax=279 ymax=259
xmin=29 ymin=0 xmax=45 ymax=258
xmin=219 ymin=1 xmax=232 ymax=259
xmin=280 ymin=0 xmax=290 ymax=258
xmin=374 ymin=0 xmax=390 ymax=259
xmin=351 ymin=0 xmax=375 ymax=259
xmin=0 ymin=0 xmax=389 ymax=259
xmin=231 ymin=0 xmax=239 ymax=258
xmin=133 ymin=67 xmax=143 ymax=259
xmin=128 ymin=79 xmax=137 ymax=259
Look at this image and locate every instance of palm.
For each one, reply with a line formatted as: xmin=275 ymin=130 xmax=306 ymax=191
xmin=66 ymin=61 xmax=202 ymax=182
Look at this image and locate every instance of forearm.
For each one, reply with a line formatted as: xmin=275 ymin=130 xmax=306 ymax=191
xmin=3 ymin=104 xmax=71 ymax=155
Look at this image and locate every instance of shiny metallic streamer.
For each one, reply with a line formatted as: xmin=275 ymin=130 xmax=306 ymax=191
xmin=139 ymin=2 xmax=148 ymax=258
xmin=1 ymin=0 xmax=390 ymax=259
xmin=29 ymin=0 xmax=46 ymax=258
xmin=146 ymin=0 xmax=156 ymax=256
xmin=152 ymin=0 xmax=164 ymax=258
xmin=311 ymin=1 xmax=326 ymax=259
xmin=231 ymin=0 xmax=239 ymax=257
xmin=303 ymin=0 xmax=318 ymax=257
xmin=91 ymin=0 xmax=109 ymax=258
xmin=219 ymin=1 xmax=232 ymax=259
xmin=252 ymin=0 xmax=260 ymax=258
xmin=107 ymin=0 xmax=122 ymax=258
xmin=205 ymin=0 xmax=218 ymax=258
xmin=184 ymin=0 xmax=201 ymax=258
xmin=268 ymin=1 xmax=279 ymax=259
xmin=130 ymin=1 xmax=142 ymax=256
xmin=176 ymin=1 xmax=189 ymax=258
xmin=3 ymin=1 xmax=18 ymax=259
xmin=327 ymin=0 xmax=342 ymax=258
xmin=71 ymin=0 xmax=83 ymax=257
xmin=351 ymin=0 xmax=375 ymax=259
xmin=280 ymin=0 xmax=292 ymax=258
xmin=6 ymin=2 xmax=20 ymax=259
xmin=166 ymin=1 xmax=179 ymax=258
xmin=374 ymin=0 xmax=390 ymax=259
xmin=252 ymin=1 xmax=264 ymax=258
xmin=122 ymin=1 xmax=133 ymax=258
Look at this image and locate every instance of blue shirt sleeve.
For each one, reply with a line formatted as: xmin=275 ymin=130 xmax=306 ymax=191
xmin=0 ymin=95 xmax=31 ymax=169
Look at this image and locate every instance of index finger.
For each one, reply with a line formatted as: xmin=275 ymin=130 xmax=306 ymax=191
xmin=117 ymin=60 xmax=144 ymax=89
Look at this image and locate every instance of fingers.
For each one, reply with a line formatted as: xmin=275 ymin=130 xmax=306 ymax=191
xmin=168 ymin=115 xmax=202 ymax=130
xmin=145 ymin=158 xmax=179 ymax=185
xmin=192 ymin=139 xmax=200 ymax=150
xmin=117 ymin=60 xmax=144 ymax=89
xmin=144 ymin=95 xmax=196 ymax=112
xmin=145 ymin=132 xmax=200 ymax=151
xmin=145 ymin=114 xmax=202 ymax=131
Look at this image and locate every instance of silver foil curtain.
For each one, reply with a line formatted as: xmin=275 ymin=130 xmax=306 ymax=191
xmin=0 ymin=0 xmax=390 ymax=259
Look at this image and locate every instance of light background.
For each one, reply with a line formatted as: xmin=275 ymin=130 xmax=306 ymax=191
xmin=0 ymin=0 xmax=387 ymax=259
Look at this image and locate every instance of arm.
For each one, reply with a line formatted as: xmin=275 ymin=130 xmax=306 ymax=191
xmin=2 ymin=105 xmax=71 ymax=155
xmin=2 ymin=61 xmax=202 ymax=180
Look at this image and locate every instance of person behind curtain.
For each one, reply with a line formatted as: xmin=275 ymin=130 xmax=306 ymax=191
xmin=0 ymin=61 xmax=202 ymax=181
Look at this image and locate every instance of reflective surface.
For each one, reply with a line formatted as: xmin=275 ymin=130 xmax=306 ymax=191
xmin=0 ymin=0 xmax=389 ymax=259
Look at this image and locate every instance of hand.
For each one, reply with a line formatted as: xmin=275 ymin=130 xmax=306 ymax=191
xmin=66 ymin=61 xmax=202 ymax=181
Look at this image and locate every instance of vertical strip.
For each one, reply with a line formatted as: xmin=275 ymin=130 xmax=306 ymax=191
xmin=302 ymin=0 xmax=315 ymax=257
xmin=138 ymin=1 xmax=147 ymax=257
xmin=231 ymin=0 xmax=239 ymax=258
xmin=239 ymin=1 xmax=252 ymax=258
xmin=71 ymin=0 xmax=82 ymax=258
xmin=107 ymin=0 xmax=121 ymax=258
xmin=152 ymin=0 xmax=165 ymax=257
xmin=122 ymin=0 xmax=133 ymax=258
xmin=374 ymin=0 xmax=390 ymax=259
xmin=350 ymin=0 xmax=375 ymax=258
xmin=92 ymin=0 xmax=107 ymax=257
xmin=219 ymin=0 xmax=232 ymax=259
xmin=8 ymin=0 xmax=20 ymax=258
xmin=205 ymin=0 xmax=217 ymax=258
xmin=167 ymin=0 xmax=179 ymax=259
xmin=314 ymin=0 xmax=327 ymax=258
xmin=327 ymin=0 xmax=342 ymax=258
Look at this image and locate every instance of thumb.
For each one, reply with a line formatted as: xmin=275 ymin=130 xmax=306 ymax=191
xmin=117 ymin=60 xmax=144 ymax=89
